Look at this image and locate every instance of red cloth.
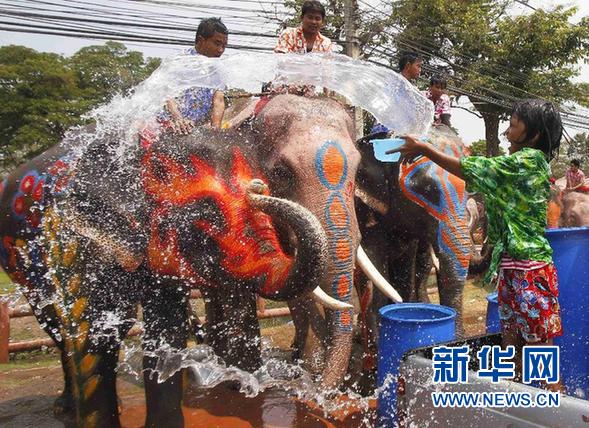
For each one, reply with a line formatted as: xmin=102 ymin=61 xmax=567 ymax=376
xmin=498 ymin=263 xmax=562 ymax=343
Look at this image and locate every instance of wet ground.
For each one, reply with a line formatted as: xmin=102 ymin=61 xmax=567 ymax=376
xmin=0 ymin=279 xmax=489 ymax=427
xmin=0 ymin=363 xmax=375 ymax=427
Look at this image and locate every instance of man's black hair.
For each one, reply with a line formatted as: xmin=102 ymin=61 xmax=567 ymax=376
xmin=196 ymin=17 xmax=228 ymax=43
xmin=398 ymin=51 xmax=422 ymax=73
xmin=571 ymin=159 xmax=581 ymax=167
xmin=429 ymin=75 xmax=447 ymax=89
xmin=511 ymin=99 xmax=563 ymax=161
xmin=301 ymin=1 xmax=326 ymax=18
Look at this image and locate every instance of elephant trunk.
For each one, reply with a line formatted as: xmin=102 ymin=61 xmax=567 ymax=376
xmin=247 ymin=180 xmax=330 ymax=301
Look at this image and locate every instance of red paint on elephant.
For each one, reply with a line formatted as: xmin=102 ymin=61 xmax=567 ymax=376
xmin=142 ymin=147 xmax=294 ymax=294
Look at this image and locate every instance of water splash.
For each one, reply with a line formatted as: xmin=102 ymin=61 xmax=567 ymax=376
xmin=84 ymin=51 xmax=433 ymax=152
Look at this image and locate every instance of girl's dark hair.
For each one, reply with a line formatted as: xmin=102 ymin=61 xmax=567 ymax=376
xmin=429 ymin=74 xmax=447 ymax=89
xmin=301 ymin=1 xmax=326 ymax=18
xmin=196 ymin=18 xmax=228 ymax=43
xmin=571 ymin=159 xmax=581 ymax=167
xmin=511 ymin=99 xmax=563 ymax=161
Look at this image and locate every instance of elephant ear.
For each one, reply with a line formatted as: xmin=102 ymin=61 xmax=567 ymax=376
xmin=63 ymin=137 xmax=148 ymax=271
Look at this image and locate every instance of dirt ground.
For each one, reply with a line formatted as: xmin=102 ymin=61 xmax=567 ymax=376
xmin=0 ymin=278 xmax=490 ymax=427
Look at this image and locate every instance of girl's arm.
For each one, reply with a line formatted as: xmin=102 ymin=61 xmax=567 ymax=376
xmin=398 ymin=135 xmax=464 ymax=179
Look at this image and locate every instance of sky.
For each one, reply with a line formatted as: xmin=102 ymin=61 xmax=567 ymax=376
xmin=1 ymin=0 xmax=588 ymax=145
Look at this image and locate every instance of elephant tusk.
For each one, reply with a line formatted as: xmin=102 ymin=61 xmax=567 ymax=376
xmin=312 ymin=287 xmax=353 ymax=310
xmin=429 ymin=244 xmax=440 ymax=272
xmin=357 ymin=245 xmax=403 ymax=303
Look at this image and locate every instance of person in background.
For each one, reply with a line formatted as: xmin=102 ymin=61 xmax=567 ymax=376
xmin=398 ymin=51 xmax=423 ymax=83
xmin=397 ymin=99 xmax=565 ymax=392
xmin=370 ymin=52 xmax=423 ymax=135
xmin=425 ymin=75 xmax=452 ymax=127
xmin=274 ymin=1 xmax=332 ymax=54
xmin=161 ymin=17 xmax=228 ymax=133
xmin=425 ymin=75 xmax=452 ymax=126
xmin=565 ymin=159 xmax=586 ymax=192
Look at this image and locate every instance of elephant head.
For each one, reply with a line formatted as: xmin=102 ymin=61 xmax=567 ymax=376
xmin=244 ymin=94 xmax=361 ymax=387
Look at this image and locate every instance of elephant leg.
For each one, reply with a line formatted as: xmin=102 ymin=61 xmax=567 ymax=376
xmin=30 ymin=304 xmax=75 ymax=417
xmin=414 ymin=239 xmax=433 ymax=303
xmin=288 ymin=297 xmax=327 ymax=372
xmin=53 ymin=346 xmax=75 ymax=417
xmin=388 ymin=239 xmax=419 ymax=302
xmin=142 ymin=283 xmax=188 ymax=428
xmin=203 ymin=286 xmax=262 ymax=372
xmin=436 ymin=252 xmax=465 ymax=337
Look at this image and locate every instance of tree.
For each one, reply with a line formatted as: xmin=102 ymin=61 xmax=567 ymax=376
xmin=387 ymin=1 xmax=589 ymax=156
xmin=0 ymin=43 xmax=160 ymax=173
xmin=0 ymin=45 xmax=84 ymax=170
xmin=468 ymin=139 xmax=506 ymax=157
xmin=69 ymin=41 xmax=160 ymax=107
xmin=567 ymin=132 xmax=589 ymax=161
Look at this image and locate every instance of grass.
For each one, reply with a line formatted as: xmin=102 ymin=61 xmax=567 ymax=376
xmin=0 ymin=349 xmax=60 ymax=372
xmin=0 ymin=270 xmax=15 ymax=294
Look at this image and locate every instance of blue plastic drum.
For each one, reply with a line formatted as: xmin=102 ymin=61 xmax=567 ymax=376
xmin=486 ymin=292 xmax=500 ymax=334
xmin=377 ymin=303 xmax=456 ymax=426
xmin=546 ymin=226 xmax=589 ymax=399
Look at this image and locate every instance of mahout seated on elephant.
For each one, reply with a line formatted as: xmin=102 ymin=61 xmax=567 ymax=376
xmin=353 ymin=124 xmax=471 ymax=388
xmin=0 ymin=93 xmax=403 ymax=426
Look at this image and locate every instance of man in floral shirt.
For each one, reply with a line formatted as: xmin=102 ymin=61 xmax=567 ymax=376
xmin=274 ymin=1 xmax=332 ymax=54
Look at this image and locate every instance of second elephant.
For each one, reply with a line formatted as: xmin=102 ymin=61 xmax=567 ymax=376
xmin=355 ymin=125 xmax=471 ymax=375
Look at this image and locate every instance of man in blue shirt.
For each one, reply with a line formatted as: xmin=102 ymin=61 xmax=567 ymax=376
xmin=162 ymin=18 xmax=228 ymax=133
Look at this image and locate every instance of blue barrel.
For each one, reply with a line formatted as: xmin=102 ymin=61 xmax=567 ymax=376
xmin=377 ymin=303 xmax=456 ymax=426
xmin=546 ymin=226 xmax=589 ymax=399
xmin=486 ymin=292 xmax=500 ymax=334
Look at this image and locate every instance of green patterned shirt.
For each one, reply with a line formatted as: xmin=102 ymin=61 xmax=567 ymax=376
xmin=460 ymin=148 xmax=553 ymax=283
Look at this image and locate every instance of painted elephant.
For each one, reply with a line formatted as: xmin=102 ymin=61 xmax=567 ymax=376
xmin=560 ymin=191 xmax=589 ymax=227
xmin=548 ymin=185 xmax=589 ymax=228
xmin=0 ymin=94 xmax=387 ymax=426
xmin=354 ymin=125 xmax=471 ymax=379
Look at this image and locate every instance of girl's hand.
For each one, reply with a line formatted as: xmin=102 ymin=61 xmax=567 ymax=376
xmin=398 ymin=134 xmax=427 ymax=163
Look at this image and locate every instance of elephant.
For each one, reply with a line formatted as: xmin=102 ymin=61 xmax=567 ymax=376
xmin=353 ymin=125 xmax=471 ymax=382
xmin=560 ymin=191 xmax=589 ymax=227
xmin=548 ymin=184 xmax=589 ymax=228
xmin=0 ymin=93 xmax=401 ymax=426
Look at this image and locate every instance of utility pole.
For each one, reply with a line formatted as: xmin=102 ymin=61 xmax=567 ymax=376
xmin=343 ymin=0 xmax=364 ymax=139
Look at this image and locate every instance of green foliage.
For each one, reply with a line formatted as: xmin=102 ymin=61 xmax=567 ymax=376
xmin=551 ymin=132 xmax=589 ymax=178
xmin=567 ymin=132 xmax=589 ymax=160
xmin=387 ymin=1 xmax=589 ymax=155
xmin=69 ymin=41 xmax=160 ymax=106
xmin=468 ymin=139 xmax=505 ymax=157
xmin=0 ymin=43 xmax=160 ymax=173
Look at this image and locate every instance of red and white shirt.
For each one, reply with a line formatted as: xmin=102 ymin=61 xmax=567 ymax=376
xmin=424 ymin=90 xmax=452 ymax=124
xmin=274 ymin=26 xmax=332 ymax=54
xmin=566 ymin=168 xmax=586 ymax=189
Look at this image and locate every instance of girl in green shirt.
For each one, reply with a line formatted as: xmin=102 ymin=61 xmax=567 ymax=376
xmin=397 ymin=99 xmax=564 ymax=392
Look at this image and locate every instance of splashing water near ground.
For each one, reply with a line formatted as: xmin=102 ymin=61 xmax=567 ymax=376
xmin=117 ymin=338 xmax=387 ymax=427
